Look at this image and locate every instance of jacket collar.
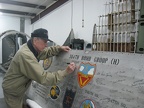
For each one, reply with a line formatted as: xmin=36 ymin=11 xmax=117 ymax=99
xmin=27 ymin=39 xmax=39 ymax=61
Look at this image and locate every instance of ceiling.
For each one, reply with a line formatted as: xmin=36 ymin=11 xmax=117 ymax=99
xmin=0 ymin=0 xmax=69 ymax=23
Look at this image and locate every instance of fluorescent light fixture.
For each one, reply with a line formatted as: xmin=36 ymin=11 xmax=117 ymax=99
xmin=0 ymin=12 xmax=2 ymax=15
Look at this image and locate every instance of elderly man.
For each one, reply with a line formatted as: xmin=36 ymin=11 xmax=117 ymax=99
xmin=2 ymin=28 xmax=76 ymax=108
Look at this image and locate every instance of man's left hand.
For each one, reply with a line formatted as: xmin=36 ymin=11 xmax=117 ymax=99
xmin=61 ymin=46 xmax=71 ymax=52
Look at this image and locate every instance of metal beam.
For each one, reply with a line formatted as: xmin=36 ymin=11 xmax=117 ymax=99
xmin=0 ymin=9 xmax=36 ymax=17
xmin=31 ymin=0 xmax=69 ymax=24
xmin=0 ymin=0 xmax=46 ymax=9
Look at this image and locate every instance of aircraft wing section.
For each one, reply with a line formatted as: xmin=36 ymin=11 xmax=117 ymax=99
xmin=26 ymin=50 xmax=144 ymax=108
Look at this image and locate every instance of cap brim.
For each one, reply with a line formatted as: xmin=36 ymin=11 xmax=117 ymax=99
xmin=47 ymin=38 xmax=53 ymax=42
xmin=43 ymin=38 xmax=53 ymax=42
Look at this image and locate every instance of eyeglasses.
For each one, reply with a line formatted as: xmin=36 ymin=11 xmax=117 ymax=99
xmin=39 ymin=38 xmax=47 ymax=44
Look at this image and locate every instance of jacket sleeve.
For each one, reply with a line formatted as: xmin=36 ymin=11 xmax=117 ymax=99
xmin=19 ymin=52 xmax=69 ymax=86
xmin=37 ymin=45 xmax=62 ymax=60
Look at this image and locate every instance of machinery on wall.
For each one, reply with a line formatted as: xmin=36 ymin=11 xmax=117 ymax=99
xmin=92 ymin=0 xmax=139 ymax=53
xmin=0 ymin=30 xmax=30 ymax=72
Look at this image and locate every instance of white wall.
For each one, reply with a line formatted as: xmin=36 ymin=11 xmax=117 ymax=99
xmin=0 ymin=15 xmax=20 ymax=33
xmin=25 ymin=19 xmax=32 ymax=36
xmin=0 ymin=15 xmax=31 ymax=36
xmin=31 ymin=0 xmax=107 ymax=45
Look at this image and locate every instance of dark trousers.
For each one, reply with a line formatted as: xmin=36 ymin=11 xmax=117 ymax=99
xmin=23 ymin=104 xmax=31 ymax=108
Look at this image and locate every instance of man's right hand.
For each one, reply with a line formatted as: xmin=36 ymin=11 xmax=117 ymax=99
xmin=66 ymin=62 xmax=76 ymax=74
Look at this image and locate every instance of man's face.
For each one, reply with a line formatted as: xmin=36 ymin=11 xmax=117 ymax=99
xmin=34 ymin=38 xmax=48 ymax=52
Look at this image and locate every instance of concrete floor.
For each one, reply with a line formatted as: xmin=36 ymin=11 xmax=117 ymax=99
xmin=0 ymin=69 xmax=7 ymax=108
